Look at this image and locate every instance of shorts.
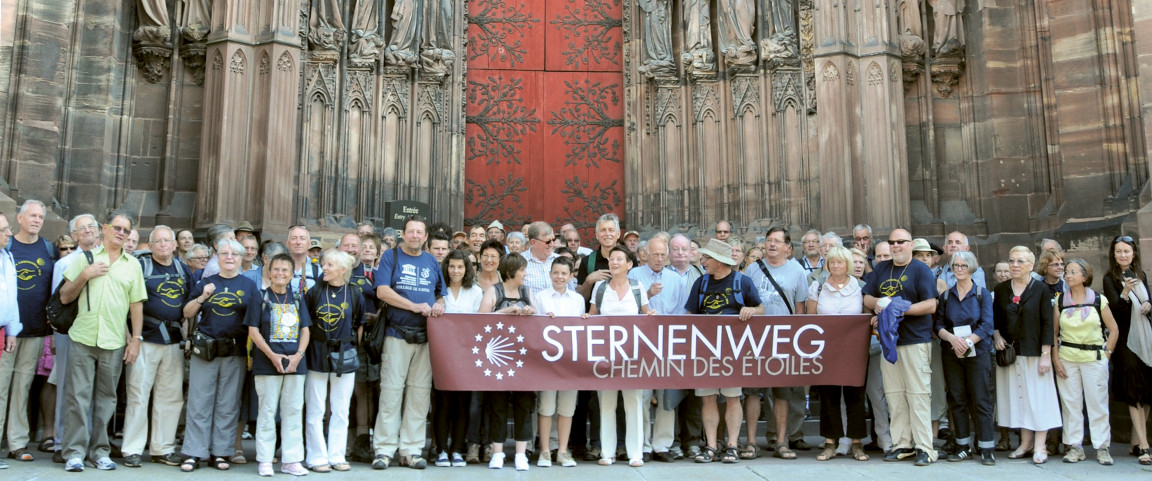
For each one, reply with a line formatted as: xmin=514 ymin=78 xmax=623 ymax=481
xmin=695 ymin=387 xmax=742 ymax=398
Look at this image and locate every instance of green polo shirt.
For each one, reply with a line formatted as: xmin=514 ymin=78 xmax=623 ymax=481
xmin=64 ymin=245 xmax=147 ymax=350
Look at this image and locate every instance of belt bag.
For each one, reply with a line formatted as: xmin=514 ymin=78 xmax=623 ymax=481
xmin=392 ymin=325 xmax=428 ymax=345
xmin=328 ymin=345 xmax=361 ymax=376
xmin=190 ymin=331 xmax=239 ymax=362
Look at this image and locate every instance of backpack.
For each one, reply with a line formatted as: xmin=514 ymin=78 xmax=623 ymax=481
xmin=363 ymin=248 xmax=400 ymax=365
xmin=1055 ymin=291 xmax=1107 ymax=344
xmin=593 ymin=279 xmax=644 ymax=314
xmin=697 ymin=271 xmax=746 ymax=311
xmin=45 ymin=250 xmax=95 ymax=334
xmin=140 ymin=253 xmax=187 ymax=281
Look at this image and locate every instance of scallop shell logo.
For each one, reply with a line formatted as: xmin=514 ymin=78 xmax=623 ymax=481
xmin=471 ymin=321 xmax=527 ymax=381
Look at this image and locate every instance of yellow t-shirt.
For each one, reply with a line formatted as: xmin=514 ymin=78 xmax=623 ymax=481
xmin=1056 ymin=292 xmax=1110 ymax=363
xmin=64 ymin=245 xmax=147 ymax=350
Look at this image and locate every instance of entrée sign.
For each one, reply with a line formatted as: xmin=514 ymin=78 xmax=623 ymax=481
xmin=429 ymin=314 xmax=872 ymax=391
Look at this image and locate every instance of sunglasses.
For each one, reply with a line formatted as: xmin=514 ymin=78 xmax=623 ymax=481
xmin=59 ymin=245 xmax=77 ymax=252
xmin=1115 ymin=235 xmax=1134 ymax=244
xmin=888 ymin=239 xmax=912 ymax=245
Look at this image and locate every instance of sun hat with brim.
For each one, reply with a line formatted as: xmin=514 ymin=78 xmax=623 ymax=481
xmin=697 ymin=238 xmax=737 ymax=266
xmin=911 ymin=238 xmax=934 ymax=253
xmin=235 ymin=221 xmax=256 ymax=233
xmin=309 ymin=239 xmax=323 ymax=250
xmin=488 ymin=220 xmax=505 ymax=232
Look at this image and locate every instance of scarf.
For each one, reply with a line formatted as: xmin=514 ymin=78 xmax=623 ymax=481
xmin=1126 ymin=279 xmax=1152 ymax=367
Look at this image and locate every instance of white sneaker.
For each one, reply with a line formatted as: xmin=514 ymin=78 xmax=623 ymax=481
xmin=489 ymin=452 xmax=505 ymax=469
xmin=537 ymin=449 xmax=552 ymax=467
xmin=558 ymin=451 xmax=578 ymax=467
xmin=435 ymin=451 xmax=450 ymax=467
xmin=515 ymin=453 xmax=530 ymax=471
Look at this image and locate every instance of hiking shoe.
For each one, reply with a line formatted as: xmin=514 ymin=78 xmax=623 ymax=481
xmin=1063 ymin=445 xmax=1086 ymax=463
xmin=371 ymin=454 xmax=390 ymax=470
xmin=466 ymin=444 xmax=480 ymax=464
xmin=1097 ymin=448 xmax=1114 ymax=465
xmin=65 ymin=457 xmax=84 ymax=472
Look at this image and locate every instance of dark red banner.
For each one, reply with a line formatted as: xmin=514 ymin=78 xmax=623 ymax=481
xmin=429 ymin=314 xmax=872 ymax=391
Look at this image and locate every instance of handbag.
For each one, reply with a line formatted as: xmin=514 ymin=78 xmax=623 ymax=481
xmin=995 ymin=342 xmax=1017 ymax=367
xmin=328 ymin=344 xmax=361 ymax=375
xmin=45 ymin=251 xmax=95 ymax=334
xmin=190 ymin=330 xmax=219 ymax=362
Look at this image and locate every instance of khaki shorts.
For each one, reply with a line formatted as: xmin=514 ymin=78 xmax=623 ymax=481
xmin=694 ymin=387 xmax=742 ymax=398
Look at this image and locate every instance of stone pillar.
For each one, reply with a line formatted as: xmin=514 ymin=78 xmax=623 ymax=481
xmin=1128 ymin=0 xmax=1152 ymax=249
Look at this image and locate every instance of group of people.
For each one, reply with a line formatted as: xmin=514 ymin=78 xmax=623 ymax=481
xmin=1 ymin=200 xmax=1151 ymax=476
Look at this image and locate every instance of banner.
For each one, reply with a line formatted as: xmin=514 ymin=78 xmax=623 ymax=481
xmin=428 ymin=314 xmax=872 ymax=391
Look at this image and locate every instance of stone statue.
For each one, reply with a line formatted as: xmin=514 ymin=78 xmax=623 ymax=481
xmin=638 ymin=0 xmax=675 ymax=78
xmin=420 ymin=0 xmax=457 ymax=75
xmin=898 ymin=0 xmax=926 ymax=59
xmin=309 ymin=0 xmax=347 ymax=51
xmin=180 ymin=0 xmax=212 ymax=43
xmin=385 ymin=0 xmax=420 ymax=67
xmin=348 ymin=0 xmax=385 ymax=66
xmin=771 ymin=0 xmax=796 ymax=40
xmin=763 ymin=0 xmax=798 ymax=63
xmin=717 ymin=0 xmax=756 ymax=69
xmin=682 ymin=0 xmax=716 ymax=75
xmin=134 ymin=0 xmax=173 ymax=83
xmin=930 ymin=0 xmax=965 ymax=57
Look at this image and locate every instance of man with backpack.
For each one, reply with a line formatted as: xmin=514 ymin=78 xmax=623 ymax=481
xmin=120 ymin=226 xmax=191 ymax=467
xmin=684 ymin=239 xmax=763 ymax=464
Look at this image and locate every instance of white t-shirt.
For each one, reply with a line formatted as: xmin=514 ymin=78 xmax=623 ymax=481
xmin=445 ymin=284 xmax=484 ymax=314
xmin=591 ymin=279 xmax=650 ymax=315
xmin=535 ymin=287 xmax=586 ymax=317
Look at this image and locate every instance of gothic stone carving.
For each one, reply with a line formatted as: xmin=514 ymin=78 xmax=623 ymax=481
xmin=772 ymin=69 xmax=803 ymax=112
xmin=309 ymin=0 xmax=347 ymax=52
xmin=683 ymin=0 xmax=717 ymax=77
xmin=717 ymin=0 xmax=757 ymax=72
xmin=348 ymin=0 xmax=385 ymax=67
xmin=931 ymin=57 xmax=964 ymax=97
xmin=419 ymin=0 xmax=456 ymax=76
xmin=385 ymin=0 xmax=420 ymax=67
xmin=638 ymin=0 xmax=676 ymax=78
xmin=133 ymin=0 xmax=172 ymax=84
xmin=930 ymin=0 xmax=966 ymax=58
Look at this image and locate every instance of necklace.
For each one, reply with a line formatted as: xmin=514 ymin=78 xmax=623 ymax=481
xmin=271 ymin=287 xmax=289 ymax=305
xmin=888 ymin=262 xmax=910 ymax=285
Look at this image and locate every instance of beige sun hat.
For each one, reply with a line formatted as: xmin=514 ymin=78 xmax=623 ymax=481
xmin=697 ymin=238 xmax=737 ymax=266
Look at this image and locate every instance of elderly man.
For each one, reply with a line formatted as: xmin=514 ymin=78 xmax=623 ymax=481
xmin=372 ymin=217 xmax=446 ymax=470
xmin=2 ymin=200 xmax=57 ymax=463
xmin=521 ymin=222 xmax=559 ymax=295
xmin=664 ymin=234 xmax=704 ymax=459
xmin=685 ymin=239 xmax=763 ymax=463
xmin=486 ymin=221 xmax=506 ymax=243
xmin=798 ymin=229 xmax=822 ymax=274
xmin=288 ymin=226 xmax=320 ymax=295
xmin=125 ymin=229 xmax=140 ymax=255
xmin=357 ymin=222 xmax=376 ymax=238
xmin=120 ymin=226 xmax=191 ymax=467
xmin=467 ymin=225 xmax=487 ymax=255
xmin=577 ymin=214 xmax=622 ymax=299
xmin=854 ymin=224 xmax=874 ymax=254
xmin=235 ymin=221 xmax=258 ymax=244
xmin=746 ymin=227 xmax=810 ymax=458
xmin=807 ymin=232 xmax=843 ymax=286
xmin=622 ymin=231 xmax=641 ymax=253
xmin=627 ymin=237 xmax=688 ymax=461
xmin=560 ymin=223 xmax=593 ymax=256
xmin=58 ymin=211 xmax=147 ymax=471
xmin=0 ymin=212 xmax=21 ymax=470
xmin=936 ymin=231 xmax=986 ymax=289
xmin=864 ymin=229 xmax=939 ymax=466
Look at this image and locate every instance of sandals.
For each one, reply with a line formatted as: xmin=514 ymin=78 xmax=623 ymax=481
xmin=851 ymin=442 xmax=870 ymax=461
xmin=1139 ymin=448 xmax=1152 ymax=465
xmin=38 ymin=439 xmax=56 ymax=453
xmin=694 ymin=446 xmax=717 ymax=464
xmin=773 ymin=446 xmax=797 ymax=460
xmin=229 ymin=449 xmax=247 ymax=464
xmin=1007 ymin=446 xmax=1033 ymax=459
xmin=721 ymin=445 xmax=739 ymax=464
xmin=739 ymin=443 xmax=760 ymax=460
xmin=212 ymin=456 xmax=231 ymax=470
xmin=9 ymin=448 xmax=34 ymax=462
xmin=817 ymin=442 xmax=837 ymax=461
xmin=1032 ymin=450 xmax=1048 ymax=464
xmin=180 ymin=457 xmax=199 ymax=472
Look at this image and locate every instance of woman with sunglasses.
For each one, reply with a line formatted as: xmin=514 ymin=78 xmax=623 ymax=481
xmin=1035 ymin=250 xmax=1067 ymax=296
xmin=992 ymin=246 xmax=1060 ymax=464
xmin=1103 ymin=235 xmax=1152 ymax=465
xmin=55 ymin=235 xmax=77 ymax=255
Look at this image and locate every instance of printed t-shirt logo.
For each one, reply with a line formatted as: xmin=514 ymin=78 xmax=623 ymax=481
xmin=15 ymin=257 xmax=46 ymax=290
xmin=878 ymin=276 xmax=905 ymax=298
xmin=156 ymin=277 xmax=187 ymax=308
xmin=207 ymin=289 xmax=245 ymax=317
xmin=472 ymin=320 xmax=528 ymax=381
xmin=702 ymin=288 xmax=735 ymax=312
xmin=316 ymin=301 xmax=349 ymax=334
xmin=270 ymin=303 xmax=301 ymax=343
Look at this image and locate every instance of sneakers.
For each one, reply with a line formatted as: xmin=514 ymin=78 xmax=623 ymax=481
xmin=584 ymin=447 xmax=602 ymax=462
xmin=282 ymin=462 xmax=309 ymax=476
xmin=537 ymin=449 xmax=552 ymax=467
xmin=884 ymin=447 xmax=915 ymax=462
xmin=451 ymin=452 xmax=467 ymax=467
xmin=123 ymin=454 xmax=142 ymax=468
xmin=558 ymin=451 xmax=577 ymax=467
xmin=152 ymin=452 xmax=184 ymax=466
xmin=980 ymin=449 xmax=996 ymax=466
xmin=1063 ymin=445 xmax=1086 ymax=463
xmin=0 ymin=459 xmax=7 ymax=469
xmin=371 ymin=454 xmax=390 ymax=470
xmin=65 ymin=457 xmax=85 ymax=472
xmin=405 ymin=455 xmax=427 ymax=469
xmin=436 ymin=451 xmax=451 ymax=467
xmin=466 ymin=444 xmax=480 ymax=464
xmin=947 ymin=446 xmax=972 ymax=462
xmin=88 ymin=457 xmax=117 ymax=470
xmin=514 ymin=453 xmax=530 ymax=471
xmin=258 ymin=462 xmax=274 ymax=477
xmin=1097 ymin=448 xmax=1114 ymax=465
xmin=914 ymin=449 xmax=932 ymax=466
xmin=489 ymin=452 xmax=505 ymax=469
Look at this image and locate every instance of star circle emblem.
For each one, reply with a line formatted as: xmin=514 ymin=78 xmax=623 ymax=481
xmin=472 ymin=320 xmax=528 ymax=381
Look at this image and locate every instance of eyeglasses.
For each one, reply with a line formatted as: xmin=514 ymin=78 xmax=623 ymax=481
xmin=952 ymin=264 xmax=969 ymax=270
xmin=109 ymin=225 xmax=131 ymax=234
xmin=219 ymin=252 xmax=241 ymax=258
xmin=765 ymin=239 xmax=786 ymax=245
xmin=1047 ymin=262 xmax=1064 ymax=267
xmin=480 ymin=254 xmax=500 ymax=261
xmin=854 ymin=236 xmax=872 ymax=241
xmin=716 ymin=230 xmax=731 ymax=234
xmin=187 ymin=256 xmax=208 ymax=262
xmin=888 ymin=239 xmax=912 ymax=245
xmin=0 ymin=226 xmax=11 ymax=234
xmin=75 ymin=224 xmax=98 ymax=232
xmin=1007 ymin=258 xmax=1030 ymax=265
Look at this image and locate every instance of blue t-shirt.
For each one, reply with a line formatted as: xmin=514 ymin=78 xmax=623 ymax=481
xmin=305 ymin=282 xmax=363 ymax=373
xmin=10 ymin=237 xmax=55 ymax=337
xmin=864 ymin=259 xmax=938 ymax=345
xmin=351 ymin=263 xmax=379 ymax=316
xmin=139 ymin=257 xmax=191 ymax=344
xmin=684 ymin=271 xmax=763 ymax=315
xmin=189 ymin=274 xmax=260 ymax=343
xmin=246 ymin=288 xmax=311 ymax=376
xmin=373 ymin=248 xmax=445 ymax=337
